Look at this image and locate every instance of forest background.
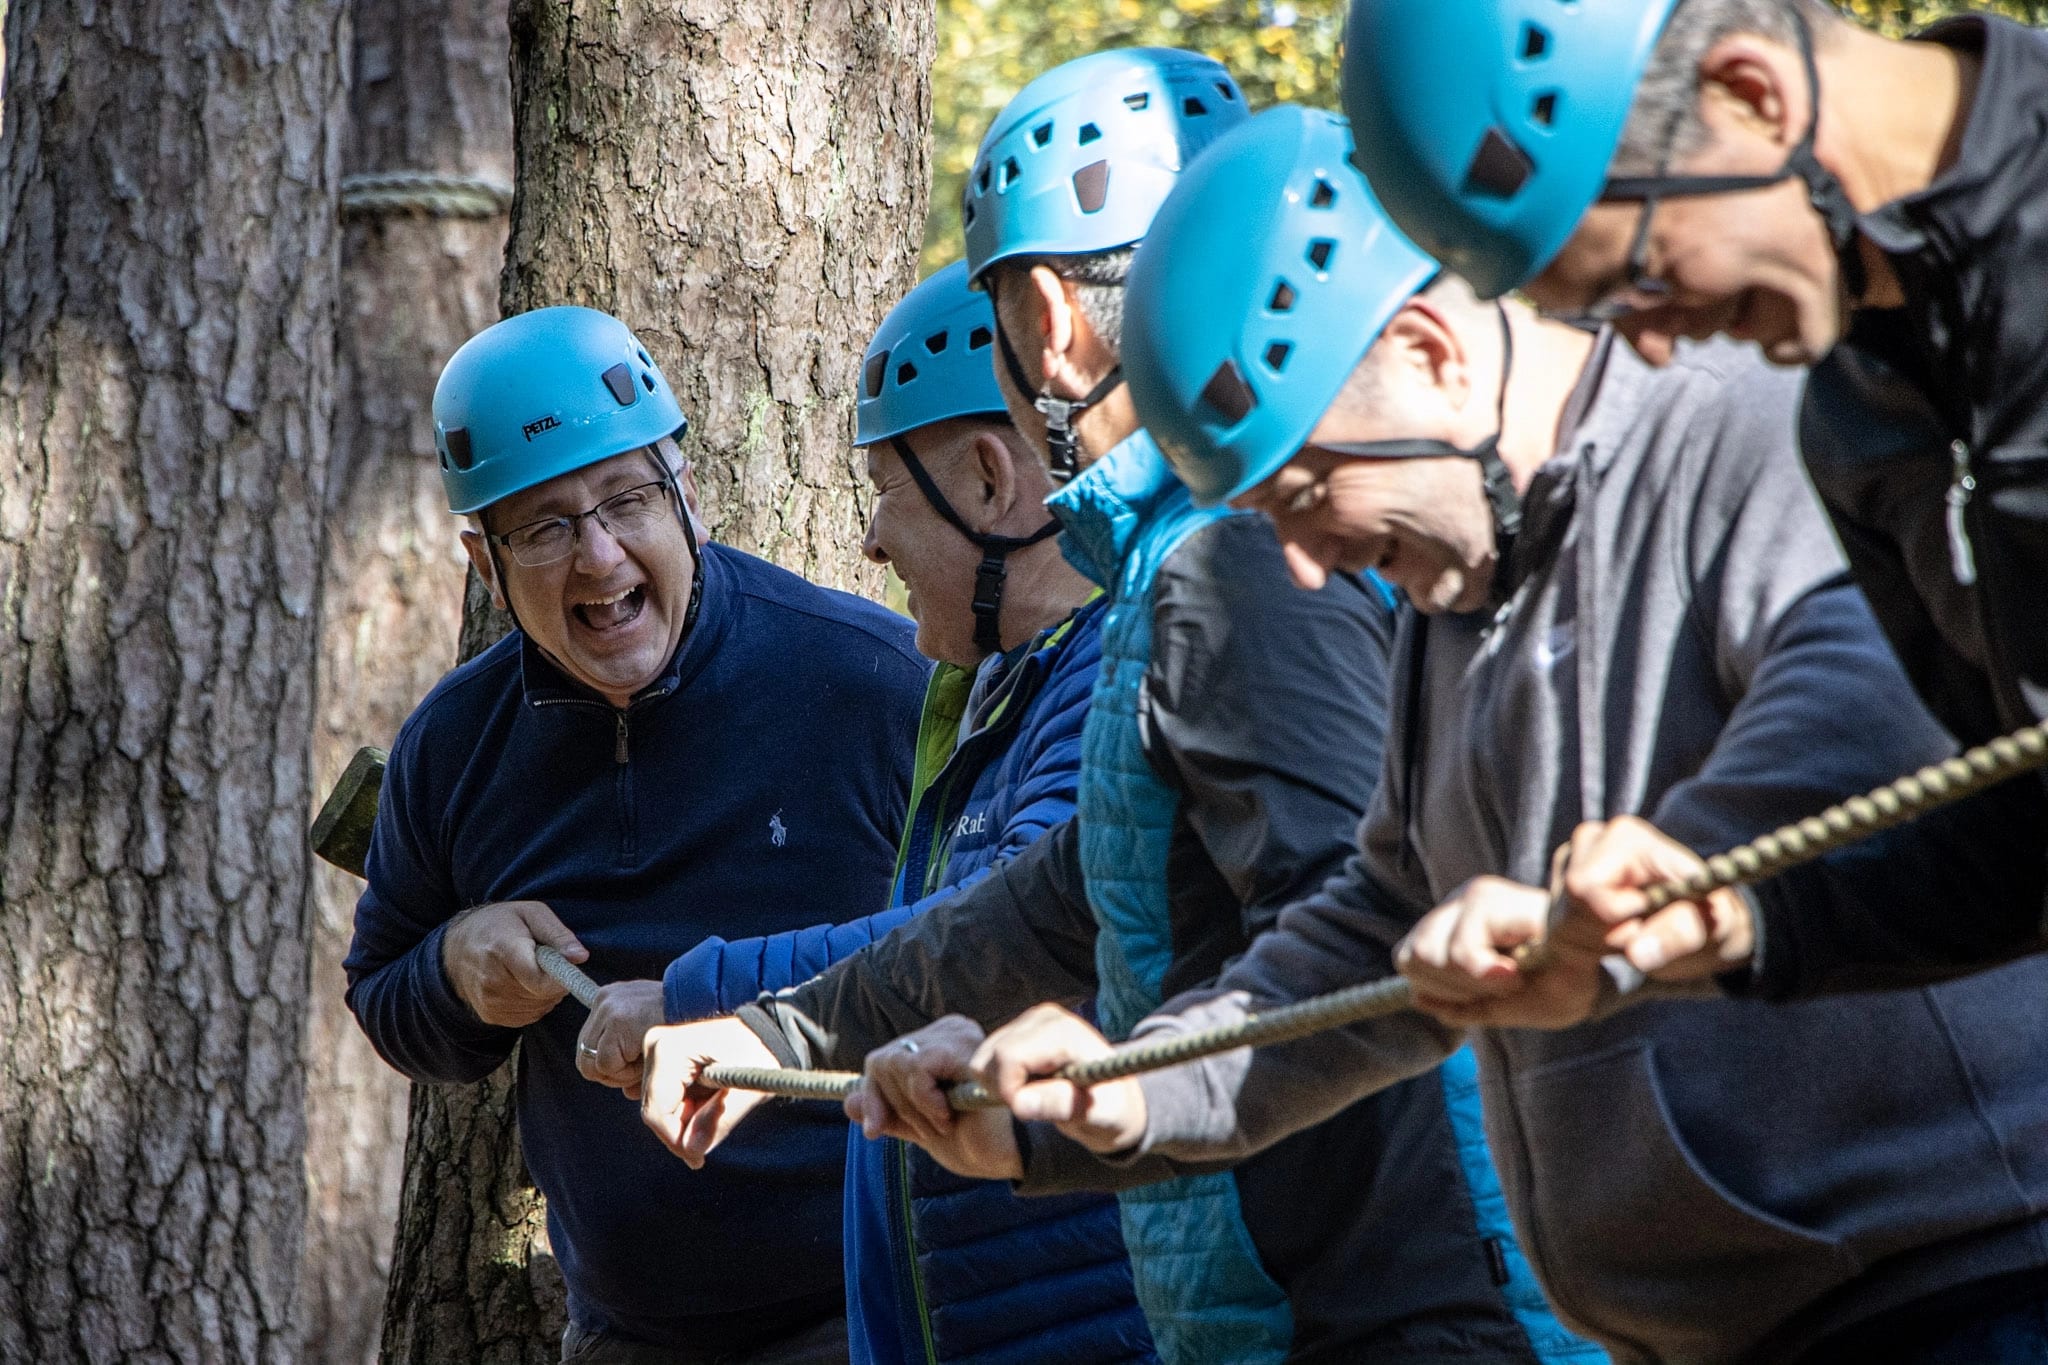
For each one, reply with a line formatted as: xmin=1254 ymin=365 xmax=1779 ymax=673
xmin=0 ymin=2 xmax=2039 ymax=1363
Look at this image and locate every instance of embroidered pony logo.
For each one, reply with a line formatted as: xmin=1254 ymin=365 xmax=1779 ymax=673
xmin=769 ymin=810 xmax=788 ymax=847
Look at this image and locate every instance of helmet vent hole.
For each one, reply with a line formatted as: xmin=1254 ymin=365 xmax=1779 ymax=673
xmin=1531 ymin=91 xmax=1558 ymax=127
xmin=1264 ymin=342 xmax=1293 ymax=373
xmin=444 ymin=427 xmax=474 ymax=471
xmin=1199 ymin=359 xmax=1257 ymax=424
xmin=1000 ymin=156 xmax=1022 ymax=188
xmin=963 ymin=201 xmax=978 ymax=226
xmin=1216 ymin=81 xmax=1237 ymax=102
xmin=1309 ymin=178 xmax=1337 ymax=209
xmin=1306 ymin=239 xmax=1336 ymax=272
xmin=1078 ymin=122 xmax=1102 ymax=145
xmin=923 ymin=329 xmax=949 ymax=354
xmin=636 ymin=348 xmax=651 ymax=365
xmin=601 ymin=362 xmax=639 ymax=406
xmin=642 ymin=372 xmax=656 ymax=392
xmin=1072 ymin=160 xmax=1111 ymax=214
xmin=1268 ymin=279 xmax=1297 ymax=313
xmin=1032 ymin=121 xmax=1054 ymax=148
xmin=1183 ymin=96 xmax=1208 ymax=117
xmin=968 ymin=325 xmax=993 ymax=350
xmin=1462 ymin=126 xmax=1533 ymax=200
xmin=978 ymin=163 xmax=993 ymax=193
xmin=896 ymin=361 xmax=918 ymax=386
xmin=1520 ymin=22 xmax=1550 ymax=60
xmin=1123 ymin=92 xmax=1150 ymax=111
xmin=863 ymin=352 xmax=888 ymax=399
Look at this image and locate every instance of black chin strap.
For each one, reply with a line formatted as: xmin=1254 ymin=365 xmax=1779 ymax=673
xmin=1784 ymin=5 xmax=1868 ymax=303
xmin=988 ymin=275 xmax=1125 ymax=483
xmin=647 ymin=441 xmax=705 ymax=641
xmin=1318 ymin=303 xmax=1523 ymax=568
xmin=892 ymin=434 xmax=1061 ymax=653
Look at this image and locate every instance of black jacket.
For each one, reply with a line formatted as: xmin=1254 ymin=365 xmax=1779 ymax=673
xmin=1744 ymin=13 xmax=2048 ymax=996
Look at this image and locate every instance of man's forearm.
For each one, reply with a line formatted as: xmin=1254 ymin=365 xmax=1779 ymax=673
xmin=743 ymin=819 xmax=1100 ymax=1069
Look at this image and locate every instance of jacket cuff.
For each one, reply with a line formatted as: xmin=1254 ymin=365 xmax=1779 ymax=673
xmin=735 ymin=1000 xmax=806 ymax=1069
xmin=1013 ymin=1120 xmax=1173 ymax=1195
xmin=664 ymin=937 xmax=730 ymax=1023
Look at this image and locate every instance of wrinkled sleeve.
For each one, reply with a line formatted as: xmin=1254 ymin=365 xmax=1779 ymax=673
xmin=1666 ymin=380 xmax=2048 ymax=996
xmin=1148 ymin=515 xmax=1396 ymax=941
xmin=342 ymin=724 xmax=518 ymax=1085
xmin=743 ymin=818 xmax=1100 ymax=1070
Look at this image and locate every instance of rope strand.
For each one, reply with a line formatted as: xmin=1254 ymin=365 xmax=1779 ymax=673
xmin=542 ymin=717 xmax=2048 ymax=1111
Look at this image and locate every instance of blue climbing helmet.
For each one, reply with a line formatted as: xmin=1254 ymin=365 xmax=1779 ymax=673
xmin=433 ymin=305 xmax=689 ymax=515
xmin=1124 ymin=104 xmax=1438 ymax=507
xmin=857 ymin=263 xmax=1059 ymax=655
xmin=1341 ymin=0 xmax=1678 ymax=299
xmin=856 ymin=261 xmax=1008 ymax=445
xmin=961 ymin=47 xmax=1251 ymax=284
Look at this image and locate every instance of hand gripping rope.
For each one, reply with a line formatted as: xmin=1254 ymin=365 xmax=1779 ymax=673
xmin=541 ymin=719 xmax=2048 ymax=1112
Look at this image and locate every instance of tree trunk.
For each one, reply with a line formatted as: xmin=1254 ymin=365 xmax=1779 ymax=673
xmin=302 ymin=4 xmax=512 ymax=1364
xmin=0 ymin=4 xmax=345 ymax=1362
xmin=376 ymin=0 xmax=933 ymax=1359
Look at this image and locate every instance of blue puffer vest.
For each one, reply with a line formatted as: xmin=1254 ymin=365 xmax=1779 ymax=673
xmin=845 ymin=601 xmax=1158 ymax=1365
xmin=1048 ymin=432 xmax=1295 ymax=1365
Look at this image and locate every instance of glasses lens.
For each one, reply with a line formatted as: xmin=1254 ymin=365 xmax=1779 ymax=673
xmin=506 ymin=521 xmax=574 ymax=567
xmin=598 ymin=482 xmax=669 ymax=531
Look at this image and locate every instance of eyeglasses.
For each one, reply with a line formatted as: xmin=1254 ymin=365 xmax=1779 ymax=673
xmin=489 ymin=480 xmax=678 ymax=567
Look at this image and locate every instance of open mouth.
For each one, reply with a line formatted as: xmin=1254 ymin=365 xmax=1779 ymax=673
xmin=575 ymin=584 xmax=647 ymax=633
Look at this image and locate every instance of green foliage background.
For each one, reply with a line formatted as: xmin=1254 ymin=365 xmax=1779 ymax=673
xmin=921 ymin=0 xmax=2048 ymax=274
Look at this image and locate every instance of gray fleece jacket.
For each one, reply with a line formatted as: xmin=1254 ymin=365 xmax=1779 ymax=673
xmin=1115 ymin=334 xmax=2048 ymax=1364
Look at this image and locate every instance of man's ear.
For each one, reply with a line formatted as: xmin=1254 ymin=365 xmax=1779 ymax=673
xmin=460 ymin=528 xmax=510 ymax=611
xmin=1026 ymin=265 xmax=1077 ymax=388
xmin=1696 ymin=33 xmax=1806 ymax=153
xmin=968 ymin=429 xmax=1024 ymax=528
xmin=1375 ymin=297 xmax=1469 ymax=413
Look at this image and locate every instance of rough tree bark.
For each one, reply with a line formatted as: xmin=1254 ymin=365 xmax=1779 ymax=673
xmin=376 ymin=0 xmax=934 ymax=1360
xmin=301 ymin=3 xmax=512 ymax=1363
xmin=0 ymin=4 xmax=346 ymax=1363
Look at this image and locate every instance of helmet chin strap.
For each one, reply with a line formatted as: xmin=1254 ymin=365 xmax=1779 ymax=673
xmin=1315 ymin=302 xmax=1523 ymax=571
xmin=988 ymin=274 xmax=1125 ymax=484
xmin=892 ymin=434 xmax=1061 ymax=654
xmin=1783 ymin=4 xmax=1868 ymax=304
xmin=645 ymin=441 xmax=705 ymax=641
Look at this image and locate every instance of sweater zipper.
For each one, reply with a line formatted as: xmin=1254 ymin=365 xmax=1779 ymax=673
xmin=1945 ymin=438 xmax=1978 ymax=586
xmin=896 ymin=1140 xmax=940 ymax=1365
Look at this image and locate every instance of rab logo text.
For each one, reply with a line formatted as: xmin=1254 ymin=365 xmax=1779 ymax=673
xmin=952 ymin=810 xmax=990 ymax=839
xmin=522 ymin=413 xmax=561 ymax=441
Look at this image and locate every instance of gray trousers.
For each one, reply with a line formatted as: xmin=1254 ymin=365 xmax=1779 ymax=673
xmin=561 ymin=1314 xmax=847 ymax=1365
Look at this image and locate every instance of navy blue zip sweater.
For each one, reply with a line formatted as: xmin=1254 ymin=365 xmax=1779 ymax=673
xmin=343 ymin=543 xmax=929 ymax=1350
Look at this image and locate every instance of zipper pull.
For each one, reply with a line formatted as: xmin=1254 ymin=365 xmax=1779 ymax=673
xmin=1945 ymin=438 xmax=1978 ymax=586
xmin=614 ymin=712 xmax=629 ymax=764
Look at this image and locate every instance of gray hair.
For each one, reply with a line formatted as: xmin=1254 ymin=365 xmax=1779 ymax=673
xmin=1615 ymin=0 xmax=1840 ymax=174
xmin=995 ymin=247 xmax=1136 ymax=355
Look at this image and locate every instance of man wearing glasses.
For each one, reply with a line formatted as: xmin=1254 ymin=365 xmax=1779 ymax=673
xmin=343 ymin=305 xmax=929 ymax=1364
xmin=1333 ymin=0 xmax=2048 ymax=1000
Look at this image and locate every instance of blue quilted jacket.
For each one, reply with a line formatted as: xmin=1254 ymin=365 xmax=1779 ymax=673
xmin=1048 ymin=432 xmax=1600 ymax=1365
xmin=666 ymin=599 xmax=1155 ymax=1365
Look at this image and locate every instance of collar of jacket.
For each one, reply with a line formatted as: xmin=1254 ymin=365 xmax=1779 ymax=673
xmin=1045 ymin=428 xmax=1181 ymax=588
xmin=517 ymin=539 xmax=732 ymax=709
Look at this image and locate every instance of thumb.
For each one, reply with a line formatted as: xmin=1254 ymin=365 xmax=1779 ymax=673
xmin=513 ymin=901 xmax=587 ymax=962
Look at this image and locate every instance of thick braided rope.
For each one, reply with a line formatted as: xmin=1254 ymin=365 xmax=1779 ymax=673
xmin=340 ymin=170 xmax=511 ymax=219
xmin=544 ymin=718 xmax=2048 ymax=1111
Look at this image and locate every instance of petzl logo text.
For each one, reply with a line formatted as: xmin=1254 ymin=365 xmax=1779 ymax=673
xmin=522 ymin=413 xmax=561 ymax=441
